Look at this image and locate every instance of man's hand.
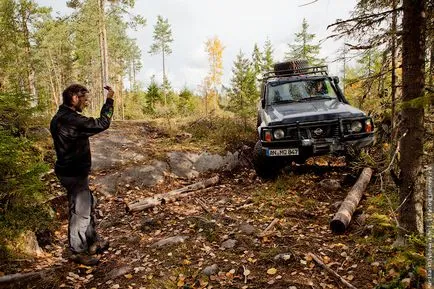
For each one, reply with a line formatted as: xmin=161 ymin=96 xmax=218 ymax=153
xmin=104 ymin=86 xmax=114 ymax=99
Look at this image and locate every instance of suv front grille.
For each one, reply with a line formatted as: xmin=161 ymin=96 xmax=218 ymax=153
xmin=308 ymin=124 xmax=339 ymax=139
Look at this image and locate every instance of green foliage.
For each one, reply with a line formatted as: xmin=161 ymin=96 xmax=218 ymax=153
xmin=149 ymin=15 xmax=173 ymax=56
xmin=226 ymin=51 xmax=259 ymax=130
xmin=376 ymin=235 xmax=427 ymax=289
xmin=251 ymin=43 xmax=263 ymax=77
xmin=124 ymin=90 xmax=146 ymax=119
xmin=144 ymin=78 xmax=162 ymax=114
xmin=0 ymin=92 xmax=35 ymax=136
xmin=177 ymin=87 xmax=197 ymax=115
xmin=262 ymin=38 xmax=274 ymax=72
xmin=285 ymin=18 xmax=325 ymax=66
xmin=184 ymin=116 xmax=256 ymax=151
xmin=0 ymin=92 xmax=52 ymax=258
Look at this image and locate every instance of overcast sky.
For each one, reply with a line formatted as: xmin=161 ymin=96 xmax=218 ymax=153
xmin=37 ymin=0 xmax=357 ymax=92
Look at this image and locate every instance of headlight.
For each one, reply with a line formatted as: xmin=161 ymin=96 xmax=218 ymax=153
xmin=273 ymin=129 xmax=285 ymax=140
xmin=351 ymin=121 xmax=363 ymax=133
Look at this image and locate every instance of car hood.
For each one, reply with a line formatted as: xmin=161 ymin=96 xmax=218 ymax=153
xmin=263 ymin=99 xmax=366 ymax=125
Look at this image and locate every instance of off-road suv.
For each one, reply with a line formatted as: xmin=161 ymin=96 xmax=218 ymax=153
xmin=253 ymin=60 xmax=375 ymax=178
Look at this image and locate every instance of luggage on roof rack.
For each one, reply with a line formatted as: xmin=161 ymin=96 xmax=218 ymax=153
xmin=262 ymin=60 xmax=328 ymax=79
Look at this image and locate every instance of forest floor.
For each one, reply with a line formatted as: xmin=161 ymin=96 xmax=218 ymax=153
xmin=0 ymin=120 xmax=423 ymax=289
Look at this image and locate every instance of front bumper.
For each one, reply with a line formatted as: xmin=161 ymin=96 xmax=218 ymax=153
xmin=261 ymin=133 xmax=375 ymax=157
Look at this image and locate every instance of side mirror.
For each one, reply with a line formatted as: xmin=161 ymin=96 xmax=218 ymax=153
xmin=333 ymin=76 xmax=340 ymax=84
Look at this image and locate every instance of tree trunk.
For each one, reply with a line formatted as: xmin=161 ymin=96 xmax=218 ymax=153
xmin=19 ymin=1 xmax=37 ymax=101
xmin=98 ymin=0 xmax=109 ymax=102
xmin=162 ymin=48 xmax=167 ymax=105
xmin=391 ymin=0 xmax=398 ymax=133
xmin=398 ymin=0 xmax=426 ymax=235
xmin=330 ymin=168 xmax=373 ymax=234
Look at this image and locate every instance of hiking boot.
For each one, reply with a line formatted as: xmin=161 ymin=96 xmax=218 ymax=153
xmin=88 ymin=238 xmax=109 ymax=255
xmin=69 ymin=253 xmax=100 ymax=266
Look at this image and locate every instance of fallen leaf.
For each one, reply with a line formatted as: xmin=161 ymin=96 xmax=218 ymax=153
xmin=244 ymin=269 xmax=251 ymax=276
xmin=267 ymin=268 xmax=277 ymax=275
xmin=248 ymin=257 xmax=257 ymax=263
xmin=124 ymin=274 xmax=133 ymax=279
xmin=347 ymin=275 xmax=354 ymax=281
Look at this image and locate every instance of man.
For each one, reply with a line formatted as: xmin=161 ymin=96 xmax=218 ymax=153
xmin=50 ymin=84 xmax=114 ymax=265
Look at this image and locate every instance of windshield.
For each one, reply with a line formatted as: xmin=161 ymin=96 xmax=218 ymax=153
xmin=266 ymin=78 xmax=338 ymax=104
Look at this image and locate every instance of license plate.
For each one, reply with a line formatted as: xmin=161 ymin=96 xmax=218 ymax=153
xmin=267 ymin=148 xmax=299 ymax=156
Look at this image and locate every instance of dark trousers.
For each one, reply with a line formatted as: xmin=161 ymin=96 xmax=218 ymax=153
xmin=58 ymin=175 xmax=97 ymax=253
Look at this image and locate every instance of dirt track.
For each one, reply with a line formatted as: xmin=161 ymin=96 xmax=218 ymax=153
xmin=2 ymin=121 xmax=384 ymax=289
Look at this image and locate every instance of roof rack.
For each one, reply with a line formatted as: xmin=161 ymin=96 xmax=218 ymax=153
xmin=262 ymin=65 xmax=329 ymax=81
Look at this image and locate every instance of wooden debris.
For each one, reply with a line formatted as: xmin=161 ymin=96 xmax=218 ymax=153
xmin=127 ymin=176 xmax=219 ymax=212
xmin=308 ymin=253 xmax=358 ymax=289
xmin=0 ymin=268 xmax=56 ymax=285
xmin=258 ymin=218 xmax=279 ymax=237
xmin=330 ymin=167 xmax=373 ymax=234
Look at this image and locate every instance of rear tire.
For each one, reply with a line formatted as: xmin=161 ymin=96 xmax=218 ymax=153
xmin=252 ymin=141 xmax=282 ymax=179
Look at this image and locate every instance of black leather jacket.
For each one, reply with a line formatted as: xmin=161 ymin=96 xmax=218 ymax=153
xmin=50 ymin=98 xmax=114 ymax=177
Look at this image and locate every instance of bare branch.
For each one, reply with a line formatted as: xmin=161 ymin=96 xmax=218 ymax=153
xmin=298 ymin=0 xmax=319 ymax=7
xmin=327 ymin=8 xmax=403 ymax=30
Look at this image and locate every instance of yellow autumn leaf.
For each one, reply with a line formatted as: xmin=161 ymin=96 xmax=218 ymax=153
xmin=182 ymin=259 xmax=191 ymax=265
xmin=124 ymin=274 xmax=133 ymax=279
xmin=177 ymin=279 xmax=185 ymax=287
xmin=267 ymin=268 xmax=277 ymax=275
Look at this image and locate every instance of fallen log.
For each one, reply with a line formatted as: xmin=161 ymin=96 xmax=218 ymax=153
xmin=330 ymin=167 xmax=373 ymax=234
xmin=127 ymin=175 xmax=219 ymax=212
xmin=0 ymin=267 xmax=57 ymax=285
xmin=308 ymin=253 xmax=358 ymax=289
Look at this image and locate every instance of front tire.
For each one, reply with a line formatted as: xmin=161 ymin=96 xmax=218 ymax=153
xmin=252 ymin=141 xmax=282 ymax=179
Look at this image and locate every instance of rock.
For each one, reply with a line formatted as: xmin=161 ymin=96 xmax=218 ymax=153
xmin=273 ymin=253 xmax=292 ymax=263
xmin=150 ymin=235 xmax=188 ymax=248
xmin=122 ymin=162 xmax=167 ymax=187
xmin=105 ymin=266 xmax=132 ymax=281
xmin=221 ymin=239 xmax=237 ymax=249
xmin=239 ymin=223 xmax=256 ymax=235
xmin=167 ymin=152 xmax=199 ymax=179
xmin=202 ymin=264 xmax=218 ymax=276
xmin=289 ymin=286 xmax=298 ymax=289
xmin=17 ymin=231 xmax=43 ymax=256
xmin=319 ymin=179 xmax=341 ymax=191
xmin=193 ymin=152 xmax=225 ymax=172
xmin=194 ymin=151 xmax=240 ymax=173
xmin=94 ymin=161 xmax=168 ymax=196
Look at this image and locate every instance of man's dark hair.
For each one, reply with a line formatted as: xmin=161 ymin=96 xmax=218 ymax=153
xmin=62 ymin=84 xmax=89 ymax=106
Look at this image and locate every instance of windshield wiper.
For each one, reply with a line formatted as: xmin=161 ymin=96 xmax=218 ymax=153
xmin=299 ymin=96 xmax=334 ymax=102
xmin=272 ymin=99 xmax=299 ymax=104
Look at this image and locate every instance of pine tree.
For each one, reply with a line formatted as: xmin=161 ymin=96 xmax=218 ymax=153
xmin=144 ymin=77 xmax=162 ymax=114
xmin=227 ymin=51 xmax=258 ymax=129
xmin=262 ymin=38 xmax=274 ymax=73
xmin=178 ymin=87 xmax=195 ymax=115
xmin=149 ymin=15 xmax=173 ymax=105
xmin=252 ymin=43 xmax=263 ymax=77
xmin=285 ymin=18 xmax=324 ymax=65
